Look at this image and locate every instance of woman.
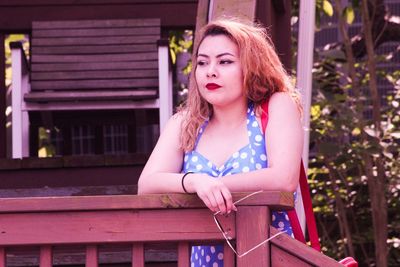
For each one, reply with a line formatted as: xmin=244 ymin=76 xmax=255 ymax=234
xmin=138 ymin=18 xmax=303 ymax=267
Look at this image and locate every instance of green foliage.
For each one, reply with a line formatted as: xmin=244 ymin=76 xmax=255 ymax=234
xmin=343 ymin=6 xmax=355 ymax=25
xmin=38 ymin=127 xmax=56 ymax=157
xmin=315 ymin=0 xmax=334 ymax=29
xmin=169 ymin=30 xmax=193 ymax=67
xmin=5 ymin=34 xmax=29 ymax=87
xmin=169 ymin=30 xmax=193 ymax=106
xmin=307 ymin=1 xmax=400 ymax=265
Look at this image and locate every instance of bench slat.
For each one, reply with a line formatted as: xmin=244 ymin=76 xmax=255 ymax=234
xmin=31 ymin=69 xmax=158 ymax=81
xmin=31 ymin=52 xmax=158 ymax=63
xmin=31 ymin=79 xmax=158 ymax=90
xmin=33 ymin=27 xmax=160 ymax=38
xmin=33 ymin=18 xmax=161 ymax=29
xmin=24 ymin=90 xmax=158 ymax=102
xmin=32 ymin=44 xmax=157 ymax=55
xmin=32 ymin=35 xmax=159 ymax=46
xmin=31 ymin=61 xmax=158 ymax=72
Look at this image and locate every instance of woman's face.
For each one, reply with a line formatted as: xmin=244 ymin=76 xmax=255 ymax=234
xmin=195 ymin=34 xmax=245 ymax=108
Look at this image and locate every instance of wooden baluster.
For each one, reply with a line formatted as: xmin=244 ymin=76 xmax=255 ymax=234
xmin=177 ymin=242 xmax=190 ymax=267
xmin=0 ymin=247 xmax=5 ymax=267
xmin=236 ymin=206 xmax=270 ymax=267
xmin=40 ymin=246 xmax=52 ymax=267
xmin=131 ymin=243 xmax=144 ymax=267
xmin=223 ymin=242 xmax=235 ymax=266
xmin=86 ymin=245 xmax=98 ymax=267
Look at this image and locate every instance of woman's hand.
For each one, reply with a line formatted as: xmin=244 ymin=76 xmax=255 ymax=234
xmin=186 ymin=173 xmax=237 ymax=215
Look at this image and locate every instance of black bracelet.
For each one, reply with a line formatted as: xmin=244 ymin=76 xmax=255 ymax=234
xmin=181 ymin=172 xmax=193 ymax=193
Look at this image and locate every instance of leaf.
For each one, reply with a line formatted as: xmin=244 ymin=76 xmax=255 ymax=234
xmin=343 ymin=6 xmax=355 ymax=24
xmin=390 ymin=132 xmax=400 ymax=139
xmin=323 ymin=0 xmax=334 ymax=17
xmin=318 ymin=49 xmax=346 ymax=60
xmin=364 ymin=127 xmax=377 ymax=137
xmin=352 ymin=127 xmax=361 ymax=136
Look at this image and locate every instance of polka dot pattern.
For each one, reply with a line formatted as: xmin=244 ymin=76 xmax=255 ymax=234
xmin=184 ymin=103 xmax=293 ymax=266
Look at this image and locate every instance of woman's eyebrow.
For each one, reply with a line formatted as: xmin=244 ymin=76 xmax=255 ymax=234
xmin=197 ymin=52 xmax=236 ymax=58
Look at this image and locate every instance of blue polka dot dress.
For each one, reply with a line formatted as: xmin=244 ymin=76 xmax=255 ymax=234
xmin=182 ymin=103 xmax=294 ymax=267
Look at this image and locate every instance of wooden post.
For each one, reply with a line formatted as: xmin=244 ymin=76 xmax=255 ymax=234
xmin=0 ymin=247 xmax=5 ymax=267
xmin=10 ymin=42 xmax=30 ymax=158
xmin=158 ymin=41 xmax=173 ymax=132
xmin=40 ymin=245 xmax=52 ymax=267
xmin=223 ymin=242 xmax=235 ymax=266
xmin=86 ymin=245 xmax=98 ymax=267
xmin=0 ymin=34 xmax=6 ymax=158
xmin=177 ymin=242 xmax=190 ymax=267
xmin=132 ymin=243 xmax=144 ymax=267
xmin=236 ymin=206 xmax=270 ymax=267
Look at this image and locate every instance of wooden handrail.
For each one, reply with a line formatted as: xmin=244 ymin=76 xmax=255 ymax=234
xmin=0 ymin=192 xmax=342 ymax=266
xmin=0 ymin=191 xmax=293 ymax=213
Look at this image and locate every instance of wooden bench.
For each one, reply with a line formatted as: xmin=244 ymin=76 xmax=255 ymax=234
xmin=0 ymin=192 xmax=344 ymax=266
xmin=10 ymin=18 xmax=172 ymax=158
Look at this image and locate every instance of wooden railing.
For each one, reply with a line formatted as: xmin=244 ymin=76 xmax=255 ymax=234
xmin=0 ymin=192 xmax=343 ymax=267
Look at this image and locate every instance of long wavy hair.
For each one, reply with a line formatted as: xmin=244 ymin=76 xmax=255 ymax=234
xmin=180 ymin=18 xmax=301 ymax=152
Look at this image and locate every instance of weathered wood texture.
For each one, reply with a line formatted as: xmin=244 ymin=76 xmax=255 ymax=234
xmin=40 ymin=246 xmax=52 ymax=267
xmin=0 ymin=192 xmax=344 ymax=266
xmin=0 ymin=247 xmax=5 ymax=267
xmin=236 ymin=206 xmax=270 ymax=266
xmin=177 ymin=242 xmax=189 ymax=267
xmin=0 ymin=191 xmax=292 ymax=266
xmin=86 ymin=245 xmax=98 ymax=267
xmin=0 ymin=154 xmax=147 ymax=196
xmin=269 ymin=227 xmax=343 ymax=267
xmin=26 ymin=18 xmax=162 ymax=103
xmin=0 ymin=0 xmax=198 ymax=31
xmin=0 ymin=191 xmax=293 ymax=213
xmin=132 ymin=243 xmax=145 ymax=267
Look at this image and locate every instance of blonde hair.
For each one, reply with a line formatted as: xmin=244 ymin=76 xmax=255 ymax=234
xmin=180 ymin=18 xmax=300 ymax=151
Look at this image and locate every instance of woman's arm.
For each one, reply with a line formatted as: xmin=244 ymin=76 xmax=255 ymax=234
xmin=220 ymin=92 xmax=303 ymax=192
xmin=138 ymin=112 xmax=236 ymax=214
xmin=137 ymin=113 xmax=187 ymax=194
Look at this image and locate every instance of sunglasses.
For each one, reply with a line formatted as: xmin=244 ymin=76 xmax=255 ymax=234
xmin=213 ymin=190 xmax=286 ymax=258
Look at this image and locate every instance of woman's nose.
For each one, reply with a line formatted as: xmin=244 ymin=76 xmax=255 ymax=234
xmin=206 ymin=63 xmax=218 ymax=78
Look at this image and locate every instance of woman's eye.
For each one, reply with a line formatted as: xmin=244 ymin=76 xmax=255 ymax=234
xmin=220 ymin=60 xmax=233 ymax=64
xmin=197 ymin=60 xmax=207 ymax=66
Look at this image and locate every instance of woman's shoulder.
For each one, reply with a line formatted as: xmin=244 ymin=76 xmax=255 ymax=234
xmin=269 ymin=91 xmax=295 ymax=103
xmin=164 ymin=111 xmax=186 ymax=131
xmin=269 ymin=92 xmax=301 ymax=115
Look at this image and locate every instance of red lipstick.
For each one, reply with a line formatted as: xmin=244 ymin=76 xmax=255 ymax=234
xmin=206 ymin=83 xmax=221 ymax=90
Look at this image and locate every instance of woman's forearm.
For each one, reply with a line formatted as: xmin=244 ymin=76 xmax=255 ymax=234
xmin=220 ymin=167 xmax=299 ymax=193
xmin=138 ymin=172 xmax=185 ymax=194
